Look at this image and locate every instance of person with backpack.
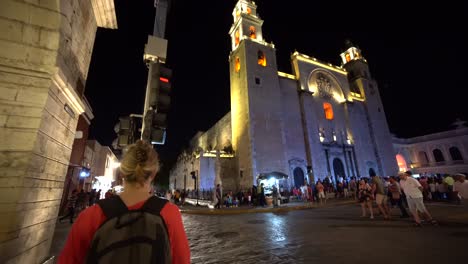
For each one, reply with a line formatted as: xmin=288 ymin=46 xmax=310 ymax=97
xmin=59 ymin=140 xmax=190 ymax=264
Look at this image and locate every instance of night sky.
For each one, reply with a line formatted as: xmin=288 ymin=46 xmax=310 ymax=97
xmin=85 ymin=0 xmax=467 ymax=180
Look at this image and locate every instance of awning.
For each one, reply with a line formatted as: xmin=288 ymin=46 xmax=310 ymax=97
xmin=257 ymin=171 xmax=289 ymax=180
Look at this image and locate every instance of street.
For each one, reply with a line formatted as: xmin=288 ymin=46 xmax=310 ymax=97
xmin=51 ymin=202 xmax=468 ymax=264
xmin=183 ymin=203 xmax=468 ymax=264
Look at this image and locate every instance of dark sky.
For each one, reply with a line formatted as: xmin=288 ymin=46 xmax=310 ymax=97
xmin=85 ymin=0 xmax=467 ymax=173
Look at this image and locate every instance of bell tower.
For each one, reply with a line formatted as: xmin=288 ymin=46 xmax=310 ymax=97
xmin=229 ymin=0 xmax=289 ymax=189
xmin=340 ymin=40 xmax=398 ymax=176
xmin=229 ymin=0 xmax=264 ymax=51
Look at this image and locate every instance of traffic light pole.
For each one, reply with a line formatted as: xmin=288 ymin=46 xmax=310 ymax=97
xmin=141 ymin=1 xmax=171 ymax=145
xmin=196 ymin=171 xmax=200 ymax=206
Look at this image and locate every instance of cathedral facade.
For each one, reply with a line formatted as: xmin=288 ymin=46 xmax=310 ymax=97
xmin=169 ymin=0 xmax=398 ymax=192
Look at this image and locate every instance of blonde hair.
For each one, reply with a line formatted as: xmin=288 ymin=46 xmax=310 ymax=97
xmin=120 ymin=140 xmax=159 ymax=186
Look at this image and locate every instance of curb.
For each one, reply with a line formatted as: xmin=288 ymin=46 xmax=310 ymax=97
xmin=180 ymin=200 xmax=355 ymax=215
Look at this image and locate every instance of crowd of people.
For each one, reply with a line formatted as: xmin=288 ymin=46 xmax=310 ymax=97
xmin=59 ymin=188 xmax=106 ymax=224
xmin=355 ymin=171 xmax=468 ymax=226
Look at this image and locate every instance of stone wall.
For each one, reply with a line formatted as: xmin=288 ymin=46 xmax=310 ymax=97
xmin=0 ymin=0 xmax=111 ymax=262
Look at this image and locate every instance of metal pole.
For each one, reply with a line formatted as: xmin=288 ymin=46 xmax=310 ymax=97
xmin=196 ymin=171 xmax=199 ymax=206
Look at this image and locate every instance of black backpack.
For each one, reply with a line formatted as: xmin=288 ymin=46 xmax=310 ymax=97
xmin=86 ymin=196 xmax=172 ymax=264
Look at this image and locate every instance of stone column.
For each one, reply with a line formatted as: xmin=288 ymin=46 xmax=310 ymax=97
xmin=0 ymin=0 xmax=116 ymax=263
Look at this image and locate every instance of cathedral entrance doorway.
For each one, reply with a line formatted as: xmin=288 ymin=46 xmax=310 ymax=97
xmin=369 ymin=168 xmax=376 ymax=177
xmin=332 ymin=158 xmax=346 ymax=184
xmin=293 ymin=167 xmax=305 ymax=188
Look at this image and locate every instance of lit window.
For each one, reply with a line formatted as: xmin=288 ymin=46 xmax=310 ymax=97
xmin=236 ymin=9 xmax=240 ymax=17
xmin=235 ymin=30 xmax=240 ymax=46
xmin=249 ymin=26 xmax=256 ymax=39
xmin=247 ymin=7 xmax=251 ymax=14
xmin=257 ymin=50 xmax=266 ymax=66
xmin=235 ymin=57 xmax=240 ymax=72
xmin=319 ymin=132 xmax=325 ymax=142
xmin=323 ymin=102 xmax=334 ymax=120
xmin=345 ymin=53 xmax=351 ymax=62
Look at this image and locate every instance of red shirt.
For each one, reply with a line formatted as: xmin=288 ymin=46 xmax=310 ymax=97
xmin=58 ymin=199 xmax=190 ymax=264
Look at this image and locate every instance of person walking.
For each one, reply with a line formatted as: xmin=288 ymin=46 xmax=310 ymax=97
xmin=59 ymin=140 xmax=190 ymax=264
xmin=398 ymin=171 xmax=437 ymax=227
xmin=388 ymin=176 xmax=410 ymax=218
xmin=258 ymin=183 xmax=266 ymax=207
xmin=59 ymin=189 xmax=78 ymax=224
xmin=215 ymin=184 xmax=222 ymax=209
xmin=370 ymin=175 xmax=390 ymax=219
xmin=358 ymin=178 xmax=374 ymax=219
xmin=272 ymin=184 xmax=279 ymax=207
xmin=453 ymin=173 xmax=468 ymax=208
xmin=316 ymin=181 xmax=326 ymax=205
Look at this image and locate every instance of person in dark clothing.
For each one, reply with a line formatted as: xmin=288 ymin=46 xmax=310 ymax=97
xmin=389 ymin=176 xmax=409 ymax=218
xmin=59 ymin=190 xmax=78 ymax=224
xmin=215 ymin=184 xmax=222 ymax=209
xmin=89 ymin=189 xmax=96 ymax=206
xmin=259 ymin=183 xmax=266 ymax=207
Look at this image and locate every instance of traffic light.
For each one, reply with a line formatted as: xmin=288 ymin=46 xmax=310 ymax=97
xmin=143 ymin=62 xmax=172 ymax=145
xmin=113 ymin=115 xmax=141 ymax=149
xmin=115 ymin=116 xmax=130 ymax=147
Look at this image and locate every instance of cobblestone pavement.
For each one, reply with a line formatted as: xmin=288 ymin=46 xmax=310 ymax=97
xmin=50 ymin=202 xmax=468 ymax=264
xmin=184 ymin=203 xmax=468 ymax=264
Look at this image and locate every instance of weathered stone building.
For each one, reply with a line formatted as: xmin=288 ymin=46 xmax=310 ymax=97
xmin=58 ymin=98 xmax=93 ymax=215
xmin=393 ymin=120 xmax=468 ymax=175
xmin=0 ymin=0 xmax=117 ymax=262
xmin=170 ymin=0 xmax=398 ymax=193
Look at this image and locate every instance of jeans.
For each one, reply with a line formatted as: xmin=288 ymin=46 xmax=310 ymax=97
xmin=393 ymin=198 xmax=409 ymax=216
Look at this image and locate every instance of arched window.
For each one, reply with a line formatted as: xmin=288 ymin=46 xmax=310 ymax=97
xmin=235 ymin=30 xmax=240 ymax=46
xmin=249 ymin=26 xmax=256 ymax=39
xmin=323 ymin=102 xmax=334 ymax=120
xmin=257 ymin=50 xmax=266 ymax=66
xmin=247 ymin=7 xmax=251 ymax=14
xmin=418 ymin=151 xmax=429 ymax=165
xmin=449 ymin=146 xmax=463 ymax=161
xmin=433 ymin=149 xmax=445 ymax=162
xmin=345 ymin=53 xmax=351 ymax=62
xmin=235 ymin=57 xmax=240 ymax=73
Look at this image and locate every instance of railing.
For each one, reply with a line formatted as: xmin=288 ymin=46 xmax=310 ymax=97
xmin=411 ymin=160 xmax=467 ymax=168
xmin=185 ymin=189 xmax=214 ymax=201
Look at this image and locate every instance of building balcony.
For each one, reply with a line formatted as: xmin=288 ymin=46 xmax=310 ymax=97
xmin=410 ymin=159 xmax=468 ymax=175
xmin=411 ymin=160 xmax=466 ymax=168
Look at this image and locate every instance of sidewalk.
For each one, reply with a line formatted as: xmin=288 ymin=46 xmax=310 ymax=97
xmin=179 ymin=198 xmax=356 ymax=215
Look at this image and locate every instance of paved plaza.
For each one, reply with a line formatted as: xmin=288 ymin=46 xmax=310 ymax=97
xmin=51 ymin=202 xmax=468 ymax=264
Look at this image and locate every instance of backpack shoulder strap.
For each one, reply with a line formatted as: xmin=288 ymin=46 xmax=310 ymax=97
xmin=97 ymin=195 xmax=128 ymax=219
xmin=142 ymin=196 xmax=168 ymax=215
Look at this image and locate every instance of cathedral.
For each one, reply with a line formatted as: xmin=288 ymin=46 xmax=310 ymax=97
xmin=169 ymin=0 xmax=398 ymax=192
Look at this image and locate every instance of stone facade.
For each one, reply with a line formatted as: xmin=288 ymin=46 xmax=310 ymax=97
xmin=393 ymin=122 xmax=468 ymax=175
xmin=170 ymin=0 xmax=399 ymax=193
xmin=0 ymin=1 xmax=117 ymax=263
xmin=170 ymin=114 xmax=236 ymax=191
xmin=58 ymin=99 xmax=93 ymax=215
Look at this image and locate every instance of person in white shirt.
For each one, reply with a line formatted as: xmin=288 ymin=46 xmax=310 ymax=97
xmin=453 ymin=173 xmax=468 ymax=204
xmin=398 ymin=171 xmax=437 ymax=227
